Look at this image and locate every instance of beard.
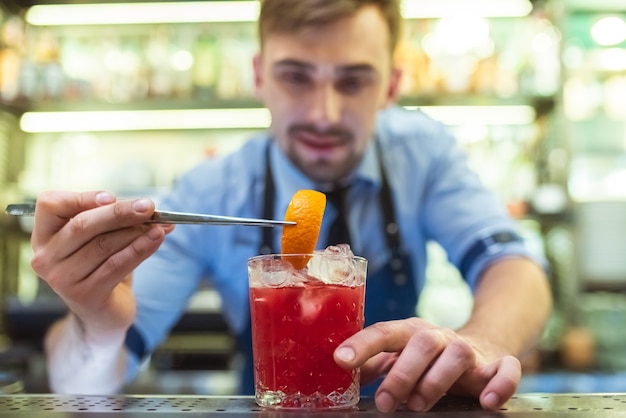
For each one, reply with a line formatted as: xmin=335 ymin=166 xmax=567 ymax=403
xmin=283 ymin=124 xmax=361 ymax=183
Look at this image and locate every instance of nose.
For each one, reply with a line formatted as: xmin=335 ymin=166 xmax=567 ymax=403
xmin=307 ymin=84 xmax=341 ymax=130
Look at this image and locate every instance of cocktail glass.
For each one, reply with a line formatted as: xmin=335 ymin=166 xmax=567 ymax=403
xmin=248 ymin=248 xmax=367 ymax=410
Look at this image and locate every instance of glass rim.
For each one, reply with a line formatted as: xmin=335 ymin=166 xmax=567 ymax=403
xmin=248 ymin=251 xmax=366 ymax=263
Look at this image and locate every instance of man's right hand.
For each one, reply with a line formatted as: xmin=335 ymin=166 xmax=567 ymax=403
xmin=30 ymin=190 xmax=174 ymax=341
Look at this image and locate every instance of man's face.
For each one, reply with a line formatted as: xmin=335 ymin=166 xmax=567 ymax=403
xmin=254 ymin=5 xmax=401 ymax=183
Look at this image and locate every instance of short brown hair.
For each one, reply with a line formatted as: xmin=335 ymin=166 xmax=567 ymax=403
xmin=258 ymin=0 xmax=401 ymax=53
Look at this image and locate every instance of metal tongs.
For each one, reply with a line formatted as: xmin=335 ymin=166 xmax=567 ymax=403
xmin=5 ymin=203 xmax=295 ymax=227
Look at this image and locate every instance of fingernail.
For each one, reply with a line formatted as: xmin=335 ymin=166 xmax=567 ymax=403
xmin=95 ymin=191 xmax=115 ymax=205
xmin=335 ymin=347 xmax=355 ymax=362
xmin=376 ymin=391 xmax=396 ymax=413
xmin=483 ymin=392 xmax=500 ymax=409
xmin=408 ymin=394 xmax=425 ymax=411
xmin=132 ymin=198 xmax=152 ymax=213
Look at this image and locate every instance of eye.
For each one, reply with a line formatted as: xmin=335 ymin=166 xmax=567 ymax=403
xmin=278 ymin=70 xmax=312 ymax=88
xmin=335 ymin=76 xmax=368 ymax=95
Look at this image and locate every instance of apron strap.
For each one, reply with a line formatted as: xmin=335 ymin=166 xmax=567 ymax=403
xmin=375 ymin=138 xmax=408 ymax=286
xmin=259 ymin=143 xmax=276 ymax=255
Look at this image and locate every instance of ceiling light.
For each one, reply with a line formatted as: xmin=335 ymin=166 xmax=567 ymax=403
xmin=564 ymin=0 xmax=626 ymax=12
xmin=25 ymin=1 xmax=260 ymax=26
xmin=410 ymin=105 xmax=536 ymax=125
xmin=19 ymin=106 xmax=534 ymax=133
xmin=401 ymin=0 xmax=533 ymax=19
xmin=591 ymin=16 xmax=626 ymax=46
xmin=20 ymin=108 xmax=271 ymax=132
xmin=25 ymin=0 xmax=532 ymax=26
xmin=592 ymin=48 xmax=626 ymax=71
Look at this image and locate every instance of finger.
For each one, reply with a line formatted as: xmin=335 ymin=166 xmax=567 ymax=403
xmin=32 ymin=190 xmax=117 ymax=242
xmin=70 ymin=225 xmax=170 ymax=304
xmin=41 ymin=223 xmax=161 ymax=291
xmin=372 ymin=330 xmax=445 ymax=411
xmin=335 ymin=318 xmax=425 ymax=368
xmin=479 ymin=356 xmax=521 ymax=410
xmin=94 ymin=225 xmax=168 ymax=294
xmin=46 ymin=198 xmax=156 ymax=260
xmin=358 ymin=352 xmax=398 ymax=384
xmin=404 ymin=339 xmax=476 ymax=412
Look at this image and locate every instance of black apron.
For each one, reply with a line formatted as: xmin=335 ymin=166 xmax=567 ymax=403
xmin=237 ymin=140 xmax=418 ymax=395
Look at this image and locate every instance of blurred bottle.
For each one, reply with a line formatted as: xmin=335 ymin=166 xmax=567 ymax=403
xmin=0 ymin=17 xmax=24 ymax=102
xmin=216 ymin=26 xmax=255 ymax=99
xmin=146 ymin=26 xmax=174 ymax=98
xmin=521 ymin=16 xmax=561 ymax=97
xmin=395 ymin=20 xmax=436 ymax=96
xmin=33 ymin=29 xmax=65 ymax=100
xmin=561 ymin=326 xmax=596 ymax=371
xmin=192 ymin=27 xmax=220 ymax=100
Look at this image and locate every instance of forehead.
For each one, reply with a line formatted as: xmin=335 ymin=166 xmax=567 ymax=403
xmin=260 ymin=5 xmax=391 ymax=69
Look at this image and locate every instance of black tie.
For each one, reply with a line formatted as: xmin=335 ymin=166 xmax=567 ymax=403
xmin=325 ymin=186 xmax=352 ymax=247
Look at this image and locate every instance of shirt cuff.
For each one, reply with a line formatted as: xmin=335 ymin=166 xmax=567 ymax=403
xmin=44 ymin=313 xmax=129 ymax=395
xmin=465 ymin=240 xmax=548 ymax=290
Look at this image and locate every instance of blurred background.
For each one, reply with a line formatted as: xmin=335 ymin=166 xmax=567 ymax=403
xmin=0 ymin=0 xmax=625 ymax=395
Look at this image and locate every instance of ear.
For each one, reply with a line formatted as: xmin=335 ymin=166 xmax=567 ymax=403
xmin=384 ymin=67 xmax=402 ymax=106
xmin=253 ymin=53 xmax=263 ymax=99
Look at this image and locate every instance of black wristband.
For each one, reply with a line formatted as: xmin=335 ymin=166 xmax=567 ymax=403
xmin=458 ymin=231 xmax=523 ymax=278
xmin=125 ymin=325 xmax=148 ymax=361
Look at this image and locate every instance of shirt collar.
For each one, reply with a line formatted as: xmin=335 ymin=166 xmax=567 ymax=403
xmin=354 ymin=139 xmax=381 ymax=189
xmin=269 ymin=141 xmax=316 ymax=217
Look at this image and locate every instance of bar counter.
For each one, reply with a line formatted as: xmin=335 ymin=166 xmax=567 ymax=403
xmin=0 ymin=393 xmax=625 ymax=416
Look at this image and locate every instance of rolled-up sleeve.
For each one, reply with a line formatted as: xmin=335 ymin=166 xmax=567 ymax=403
xmin=420 ymin=122 xmax=547 ymax=288
xmin=382 ymin=108 xmax=547 ymax=290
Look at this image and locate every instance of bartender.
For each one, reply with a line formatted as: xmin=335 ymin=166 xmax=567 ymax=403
xmin=32 ymin=0 xmax=552 ymax=413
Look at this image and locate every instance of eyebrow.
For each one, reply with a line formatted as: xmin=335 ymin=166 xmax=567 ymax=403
xmin=273 ymin=59 xmax=315 ymax=72
xmin=273 ymin=59 xmax=377 ymax=75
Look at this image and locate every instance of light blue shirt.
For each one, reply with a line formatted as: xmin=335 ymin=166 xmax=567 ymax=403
xmin=130 ymin=105 xmax=544 ymax=372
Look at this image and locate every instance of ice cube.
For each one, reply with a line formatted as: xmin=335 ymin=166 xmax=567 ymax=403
xmin=251 ymin=256 xmax=293 ymax=287
xmin=249 ymin=256 xmax=314 ymax=287
xmin=307 ymin=245 xmax=358 ymax=285
xmin=261 ymin=268 xmax=290 ymax=287
xmin=322 ymin=244 xmax=353 ymax=257
xmin=299 ymin=287 xmax=324 ymax=324
xmin=289 ymin=268 xmax=311 ymax=287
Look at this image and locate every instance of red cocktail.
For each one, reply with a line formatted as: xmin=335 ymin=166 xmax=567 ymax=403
xmin=248 ymin=250 xmax=367 ymax=409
